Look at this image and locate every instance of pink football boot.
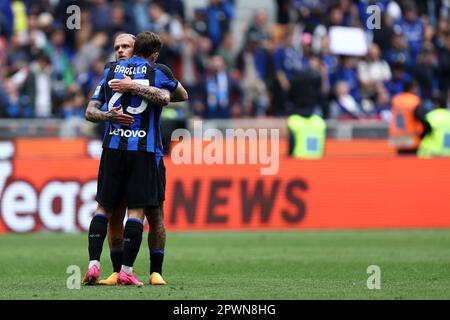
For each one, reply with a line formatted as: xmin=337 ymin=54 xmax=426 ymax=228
xmin=82 ymin=265 xmax=100 ymax=285
xmin=118 ymin=270 xmax=144 ymax=286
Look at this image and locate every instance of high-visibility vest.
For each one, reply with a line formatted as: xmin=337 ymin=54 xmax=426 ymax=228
xmin=287 ymin=114 xmax=326 ymax=158
xmin=417 ymin=108 xmax=450 ymax=158
xmin=161 ymin=107 xmax=178 ymax=119
xmin=12 ymin=1 xmax=28 ymax=33
xmin=389 ymin=92 xmax=423 ymax=150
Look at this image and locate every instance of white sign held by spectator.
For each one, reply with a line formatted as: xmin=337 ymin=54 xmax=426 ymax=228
xmin=329 ymin=27 xmax=369 ymax=57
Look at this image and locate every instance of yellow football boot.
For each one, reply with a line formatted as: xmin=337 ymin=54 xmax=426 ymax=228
xmin=149 ymin=272 xmax=167 ymax=285
xmin=98 ymin=272 xmax=119 ymax=285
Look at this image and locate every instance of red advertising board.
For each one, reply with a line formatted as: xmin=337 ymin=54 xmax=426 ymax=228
xmin=0 ymin=138 xmax=449 ymax=232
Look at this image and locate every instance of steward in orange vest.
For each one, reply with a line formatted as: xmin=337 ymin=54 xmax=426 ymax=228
xmin=389 ymin=81 xmax=423 ymax=154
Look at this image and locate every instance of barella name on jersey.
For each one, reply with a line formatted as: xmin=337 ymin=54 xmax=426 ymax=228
xmin=114 ymin=64 xmax=147 ymax=75
xmin=109 ymin=127 xmax=146 ymax=138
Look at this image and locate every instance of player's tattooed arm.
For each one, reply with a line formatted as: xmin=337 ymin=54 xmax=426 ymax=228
xmin=85 ymin=100 xmax=134 ymax=126
xmin=129 ymin=82 xmax=170 ymax=106
xmin=108 ymin=76 xmax=170 ymax=106
xmin=85 ymin=100 xmax=105 ymax=122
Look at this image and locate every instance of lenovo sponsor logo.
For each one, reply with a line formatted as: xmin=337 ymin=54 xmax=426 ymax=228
xmin=109 ymin=127 xmax=146 ymax=138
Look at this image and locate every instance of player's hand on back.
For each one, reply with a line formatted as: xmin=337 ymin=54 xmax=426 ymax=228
xmin=105 ymin=105 xmax=134 ymax=126
xmin=109 ymin=76 xmax=133 ymax=93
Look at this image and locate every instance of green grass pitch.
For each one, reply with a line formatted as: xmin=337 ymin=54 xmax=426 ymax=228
xmin=0 ymin=230 xmax=449 ymax=300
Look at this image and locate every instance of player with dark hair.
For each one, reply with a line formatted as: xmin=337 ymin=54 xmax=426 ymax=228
xmin=104 ymin=33 xmax=187 ymax=286
xmin=86 ymin=33 xmax=187 ymax=286
xmin=99 ymin=32 xmax=187 ymax=286
xmin=83 ymin=31 xmax=187 ymax=286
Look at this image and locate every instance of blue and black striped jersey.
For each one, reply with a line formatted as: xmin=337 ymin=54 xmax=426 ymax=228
xmin=91 ymin=56 xmax=178 ymax=155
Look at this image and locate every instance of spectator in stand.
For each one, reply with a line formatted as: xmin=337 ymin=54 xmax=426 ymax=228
xmin=159 ymin=0 xmax=185 ymax=20
xmin=79 ymin=58 xmax=106 ymax=97
xmin=393 ymin=2 xmax=424 ymax=60
xmin=132 ymin=0 xmax=151 ymax=33
xmin=290 ymin=55 xmax=326 ymax=117
xmin=88 ymin=0 xmax=111 ymax=32
xmin=235 ymin=32 xmax=272 ymax=116
xmin=195 ymin=55 xmax=241 ymax=119
xmin=414 ymin=0 xmax=445 ymax=27
xmin=358 ymin=43 xmax=392 ymax=102
xmin=373 ymin=84 xmax=392 ymax=120
xmin=383 ymin=31 xmax=412 ymax=69
xmin=27 ymin=13 xmax=49 ymax=54
xmin=6 ymin=32 xmax=31 ymax=71
xmin=0 ymin=82 xmax=6 ymax=117
xmin=73 ymin=32 xmax=108 ymax=76
xmin=0 ymin=36 xmax=7 ymax=69
xmin=244 ymin=9 xmax=270 ymax=44
xmin=58 ymin=84 xmax=86 ymax=119
xmin=148 ymin=1 xmax=181 ymax=35
xmin=206 ymin=0 xmax=234 ymax=52
xmin=28 ymin=50 xmax=53 ymax=118
xmin=385 ymin=62 xmax=413 ymax=98
xmin=43 ymin=27 xmax=73 ymax=87
xmin=336 ymin=0 xmax=360 ymax=27
xmin=273 ymin=27 xmax=303 ymax=116
xmin=180 ymin=25 xmax=202 ymax=107
xmin=327 ymin=5 xmax=347 ymax=28
xmin=194 ymin=36 xmax=213 ymax=81
xmin=0 ymin=0 xmax=13 ymax=39
xmin=292 ymin=0 xmax=325 ymax=34
xmin=191 ymin=8 xmax=209 ymax=38
xmin=299 ymin=32 xmax=314 ymax=67
xmin=412 ymin=44 xmax=439 ymax=111
xmin=320 ymin=35 xmax=339 ymax=80
xmin=435 ymin=18 xmax=450 ymax=106
xmin=35 ymin=11 xmax=54 ymax=37
xmin=28 ymin=0 xmax=57 ymax=16
xmin=0 ymin=78 xmax=33 ymax=118
xmin=330 ymin=80 xmax=365 ymax=119
xmin=217 ymin=32 xmax=235 ymax=72
xmin=330 ymin=55 xmax=361 ymax=103
xmin=276 ymin=0 xmax=291 ymax=25
xmin=148 ymin=1 xmax=183 ymax=67
xmin=104 ymin=3 xmax=136 ymax=38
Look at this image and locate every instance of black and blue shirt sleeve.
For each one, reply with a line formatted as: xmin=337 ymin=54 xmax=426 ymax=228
xmin=90 ymin=62 xmax=114 ymax=104
xmin=156 ymin=63 xmax=179 ymax=92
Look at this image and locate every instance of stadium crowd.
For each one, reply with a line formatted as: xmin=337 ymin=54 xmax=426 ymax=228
xmin=0 ymin=0 xmax=449 ymax=120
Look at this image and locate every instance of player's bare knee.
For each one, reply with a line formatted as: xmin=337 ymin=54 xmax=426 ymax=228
xmin=145 ymin=206 xmax=163 ymax=223
xmin=128 ymin=208 xmax=145 ymax=222
xmin=96 ymin=204 xmax=113 ymax=218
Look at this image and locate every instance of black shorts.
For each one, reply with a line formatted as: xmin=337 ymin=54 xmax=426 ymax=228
xmin=96 ymin=148 xmax=166 ymax=209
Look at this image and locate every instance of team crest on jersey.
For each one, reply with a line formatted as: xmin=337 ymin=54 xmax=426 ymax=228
xmin=94 ymin=85 xmax=101 ymax=96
